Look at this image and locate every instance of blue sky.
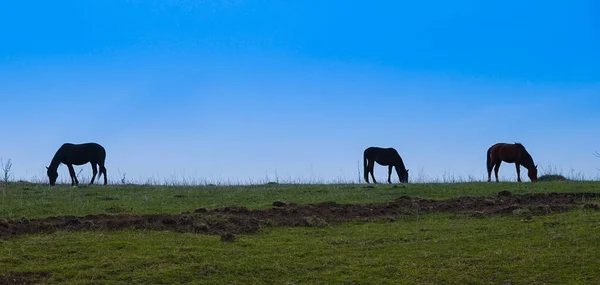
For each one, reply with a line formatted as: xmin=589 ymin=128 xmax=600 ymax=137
xmin=0 ymin=0 xmax=598 ymax=183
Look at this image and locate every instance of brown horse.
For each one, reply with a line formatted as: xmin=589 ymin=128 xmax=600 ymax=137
xmin=487 ymin=142 xmax=538 ymax=183
xmin=363 ymin=147 xmax=409 ymax=184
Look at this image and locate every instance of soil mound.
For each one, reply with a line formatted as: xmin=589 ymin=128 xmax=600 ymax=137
xmin=1 ymin=192 xmax=598 ymax=239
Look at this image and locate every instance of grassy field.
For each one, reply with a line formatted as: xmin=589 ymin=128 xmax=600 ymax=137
xmin=1 ymin=181 xmax=599 ymax=219
xmin=1 ymin=181 xmax=599 ymax=284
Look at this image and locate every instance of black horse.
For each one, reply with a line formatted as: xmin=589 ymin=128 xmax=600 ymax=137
xmin=46 ymin=142 xmax=108 ymax=186
xmin=363 ymin=147 xmax=409 ymax=184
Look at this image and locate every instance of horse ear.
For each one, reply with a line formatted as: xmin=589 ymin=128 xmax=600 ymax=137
xmin=535 ymin=164 xmax=538 ymax=168
xmin=45 ymin=166 xmax=49 ymax=170
xmin=406 ymin=169 xmax=409 ymax=172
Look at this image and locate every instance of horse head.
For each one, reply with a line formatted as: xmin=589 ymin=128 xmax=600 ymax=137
xmin=527 ymin=164 xmax=538 ymax=183
xmin=399 ymin=168 xmax=409 ymax=183
xmin=46 ymin=166 xmax=58 ymax=186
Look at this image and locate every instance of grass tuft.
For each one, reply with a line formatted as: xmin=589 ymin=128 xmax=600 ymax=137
xmin=538 ymin=174 xmax=569 ymax=182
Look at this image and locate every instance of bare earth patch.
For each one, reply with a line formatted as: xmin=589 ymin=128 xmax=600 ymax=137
xmin=0 ymin=191 xmax=598 ymax=239
xmin=0 ymin=271 xmax=51 ymax=285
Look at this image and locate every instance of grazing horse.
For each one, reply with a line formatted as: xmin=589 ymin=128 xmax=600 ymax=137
xmin=46 ymin=142 xmax=108 ymax=186
xmin=363 ymin=147 xmax=409 ymax=184
xmin=487 ymin=142 xmax=538 ymax=183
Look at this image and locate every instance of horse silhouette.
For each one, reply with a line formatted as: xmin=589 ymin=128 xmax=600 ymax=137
xmin=487 ymin=142 xmax=538 ymax=183
xmin=363 ymin=147 xmax=409 ymax=184
xmin=46 ymin=142 xmax=108 ymax=186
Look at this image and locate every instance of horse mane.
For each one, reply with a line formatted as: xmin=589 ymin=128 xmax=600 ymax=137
xmin=511 ymin=142 xmax=533 ymax=161
xmin=517 ymin=144 xmax=535 ymax=167
xmin=386 ymin=148 xmax=407 ymax=170
xmin=513 ymin=142 xmax=528 ymax=152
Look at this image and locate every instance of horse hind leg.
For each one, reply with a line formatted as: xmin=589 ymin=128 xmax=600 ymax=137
xmin=493 ymin=161 xmax=501 ymax=183
xmin=368 ymin=160 xmax=377 ymax=184
xmin=515 ymin=163 xmax=522 ymax=182
xmin=387 ymin=165 xmax=393 ymax=184
xmin=89 ymin=163 xmax=98 ymax=185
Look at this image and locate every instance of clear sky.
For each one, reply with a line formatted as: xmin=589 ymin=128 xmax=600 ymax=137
xmin=0 ymin=0 xmax=598 ymax=184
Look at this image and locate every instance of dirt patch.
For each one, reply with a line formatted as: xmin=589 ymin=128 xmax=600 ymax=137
xmin=0 ymin=271 xmax=51 ymax=285
xmin=0 ymin=192 xmax=598 ymax=239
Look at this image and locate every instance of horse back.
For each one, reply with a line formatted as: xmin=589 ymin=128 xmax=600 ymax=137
xmin=364 ymin=146 xmax=402 ymax=166
xmin=58 ymin=142 xmax=106 ymax=165
xmin=364 ymin=146 xmax=397 ymax=156
xmin=364 ymin=147 xmax=382 ymax=158
xmin=489 ymin=143 xmax=529 ymax=163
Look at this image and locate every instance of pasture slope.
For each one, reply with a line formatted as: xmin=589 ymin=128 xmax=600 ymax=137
xmin=0 ymin=181 xmax=599 ymax=284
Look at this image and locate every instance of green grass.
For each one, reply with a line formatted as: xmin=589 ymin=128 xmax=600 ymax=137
xmin=1 ymin=210 xmax=599 ymax=284
xmin=1 ymin=181 xmax=599 ymax=219
xmin=1 ymin=181 xmax=599 ymax=284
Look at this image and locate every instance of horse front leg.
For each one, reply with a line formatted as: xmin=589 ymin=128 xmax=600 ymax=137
xmin=515 ymin=163 xmax=522 ymax=182
xmin=387 ymin=165 xmax=393 ymax=184
xmin=67 ymin=164 xmax=79 ymax=186
xmin=89 ymin=163 xmax=98 ymax=185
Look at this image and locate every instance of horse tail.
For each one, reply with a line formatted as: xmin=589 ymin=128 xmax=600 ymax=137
xmin=486 ymin=146 xmax=492 ymax=169
xmin=363 ymin=151 xmax=369 ymax=182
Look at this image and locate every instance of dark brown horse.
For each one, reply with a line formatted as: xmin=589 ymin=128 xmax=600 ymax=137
xmin=487 ymin=142 xmax=538 ymax=183
xmin=363 ymin=147 xmax=409 ymax=184
xmin=46 ymin=142 xmax=108 ymax=186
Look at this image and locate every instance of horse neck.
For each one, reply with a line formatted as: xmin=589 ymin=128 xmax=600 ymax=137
xmin=520 ymin=153 xmax=535 ymax=170
xmin=394 ymin=156 xmax=407 ymax=171
xmin=48 ymin=151 xmax=63 ymax=170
